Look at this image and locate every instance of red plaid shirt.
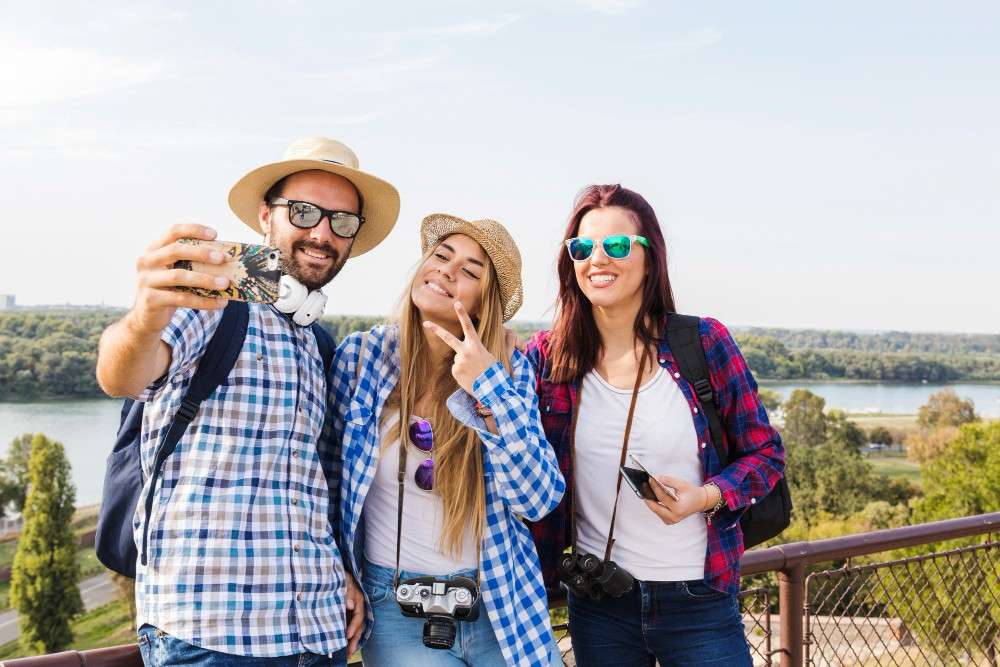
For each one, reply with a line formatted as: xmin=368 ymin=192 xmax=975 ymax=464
xmin=525 ymin=316 xmax=785 ymax=595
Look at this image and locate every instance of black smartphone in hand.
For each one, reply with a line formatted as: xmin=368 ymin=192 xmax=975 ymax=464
xmin=620 ymin=465 xmax=659 ymax=501
xmin=621 ymin=454 xmax=680 ymax=502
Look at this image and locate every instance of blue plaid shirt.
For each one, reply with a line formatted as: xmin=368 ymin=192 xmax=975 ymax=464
xmin=134 ymin=305 xmax=346 ymax=657
xmin=330 ymin=325 xmax=565 ymax=667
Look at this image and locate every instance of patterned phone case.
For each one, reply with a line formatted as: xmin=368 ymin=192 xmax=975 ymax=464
xmin=173 ymin=239 xmax=282 ymax=303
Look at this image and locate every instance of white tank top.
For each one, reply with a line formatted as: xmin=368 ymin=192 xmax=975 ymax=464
xmin=363 ymin=411 xmax=478 ymax=574
xmin=574 ymin=367 xmax=707 ymax=581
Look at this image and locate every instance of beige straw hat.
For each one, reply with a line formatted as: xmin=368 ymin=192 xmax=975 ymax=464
xmin=228 ymin=136 xmax=400 ymax=257
xmin=420 ymin=213 xmax=523 ymax=322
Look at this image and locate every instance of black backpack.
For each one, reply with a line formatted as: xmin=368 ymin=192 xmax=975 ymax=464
xmin=95 ymin=301 xmax=335 ymax=577
xmin=665 ymin=314 xmax=791 ymax=549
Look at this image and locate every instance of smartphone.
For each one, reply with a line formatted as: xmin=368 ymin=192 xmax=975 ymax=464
xmin=173 ymin=239 xmax=282 ymax=303
xmin=623 ymin=454 xmax=680 ymax=502
xmin=620 ymin=464 xmax=659 ymax=501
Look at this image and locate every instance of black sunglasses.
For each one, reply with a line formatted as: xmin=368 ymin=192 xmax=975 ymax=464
xmin=269 ymin=197 xmax=365 ymax=239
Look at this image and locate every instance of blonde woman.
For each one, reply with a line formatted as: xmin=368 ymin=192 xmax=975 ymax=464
xmin=330 ymin=214 xmax=565 ymax=667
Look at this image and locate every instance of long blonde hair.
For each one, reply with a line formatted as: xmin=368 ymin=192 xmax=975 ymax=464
xmin=383 ymin=239 xmax=511 ymax=558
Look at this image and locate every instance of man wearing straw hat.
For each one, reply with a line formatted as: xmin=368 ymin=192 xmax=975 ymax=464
xmin=96 ymin=137 xmax=399 ymax=665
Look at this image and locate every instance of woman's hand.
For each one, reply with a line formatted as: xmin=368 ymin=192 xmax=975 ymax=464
xmin=642 ymin=474 xmax=718 ymax=525
xmin=424 ymin=301 xmax=501 ymax=395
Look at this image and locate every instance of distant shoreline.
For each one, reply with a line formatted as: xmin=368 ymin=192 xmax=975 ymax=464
xmin=1 ymin=378 xmax=1000 ymax=404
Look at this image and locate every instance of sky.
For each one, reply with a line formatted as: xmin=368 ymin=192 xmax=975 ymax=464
xmin=1 ymin=1 xmax=998 ymax=333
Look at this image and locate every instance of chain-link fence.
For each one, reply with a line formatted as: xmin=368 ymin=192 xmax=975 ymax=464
xmin=804 ymin=539 xmax=1000 ymax=666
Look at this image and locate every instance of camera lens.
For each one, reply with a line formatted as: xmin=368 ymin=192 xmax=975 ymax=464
xmin=423 ymin=615 xmax=458 ymax=650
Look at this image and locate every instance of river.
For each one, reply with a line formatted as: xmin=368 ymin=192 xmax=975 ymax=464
xmin=0 ymin=382 xmax=998 ymax=505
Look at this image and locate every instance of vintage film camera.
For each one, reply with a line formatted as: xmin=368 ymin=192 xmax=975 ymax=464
xmin=396 ymin=575 xmax=480 ymax=649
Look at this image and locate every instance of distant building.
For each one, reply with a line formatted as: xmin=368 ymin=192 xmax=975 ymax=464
xmin=0 ymin=294 xmax=14 ymax=310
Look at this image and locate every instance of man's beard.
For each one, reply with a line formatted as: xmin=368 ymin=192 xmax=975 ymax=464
xmin=280 ymin=239 xmax=348 ymax=290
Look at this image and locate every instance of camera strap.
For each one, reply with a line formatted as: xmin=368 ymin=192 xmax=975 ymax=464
xmin=603 ymin=353 xmax=648 ymax=562
xmin=392 ymin=416 xmax=482 ymax=590
xmin=568 ymin=353 xmax=648 ymax=562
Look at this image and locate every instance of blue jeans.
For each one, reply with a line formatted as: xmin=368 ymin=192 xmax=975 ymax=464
xmin=360 ymin=560 xmax=561 ymax=666
xmin=567 ymin=579 xmax=751 ymax=667
xmin=138 ymin=625 xmax=347 ymax=667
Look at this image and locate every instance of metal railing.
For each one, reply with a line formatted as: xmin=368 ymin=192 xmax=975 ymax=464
xmin=741 ymin=511 xmax=1000 ymax=667
xmin=3 ymin=512 xmax=999 ymax=667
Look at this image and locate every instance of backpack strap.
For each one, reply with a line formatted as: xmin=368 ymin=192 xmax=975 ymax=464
xmin=140 ymin=300 xmax=250 ymax=565
xmin=310 ymin=322 xmax=335 ymax=373
xmin=665 ymin=314 xmax=727 ymax=466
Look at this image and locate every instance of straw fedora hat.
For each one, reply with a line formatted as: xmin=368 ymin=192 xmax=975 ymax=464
xmin=228 ymin=136 xmax=400 ymax=258
xmin=420 ymin=213 xmax=523 ymax=322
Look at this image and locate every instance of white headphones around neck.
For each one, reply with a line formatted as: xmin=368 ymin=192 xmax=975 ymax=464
xmin=274 ymin=274 xmax=328 ymax=327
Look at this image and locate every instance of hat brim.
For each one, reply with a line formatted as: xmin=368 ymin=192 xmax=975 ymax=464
xmin=228 ymin=159 xmax=400 ymax=258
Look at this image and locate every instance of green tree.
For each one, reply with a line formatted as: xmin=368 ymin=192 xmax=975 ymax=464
xmin=905 ymin=425 xmax=961 ymax=464
xmin=916 ymin=388 xmax=978 ymax=429
xmin=866 ymin=426 xmax=894 ymax=446
xmin=781 ymin=389 xmax=828 ymax=447
xmin=914 ymin=422 xmax=1000 ymax=522
xmin=757 ymin=388 xmax=782 ymax=414
xmin=0 ymin=434 xmax=35 ymax=516
xmin=826 ymin=409 xmax=867 ymax=452
xmin=9 ymin=434 xmax=83 ymax=653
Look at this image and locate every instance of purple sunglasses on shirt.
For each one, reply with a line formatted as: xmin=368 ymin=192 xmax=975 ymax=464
xmin=408 ymin=418 xmax=435 ymax=491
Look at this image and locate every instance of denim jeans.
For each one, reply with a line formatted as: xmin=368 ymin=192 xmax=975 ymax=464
xmin=567 ymin=579 xmax=752 ymax=667
xmin=138 ymin=625 xmax=347 ymax=667
xmin=360 ymin=560 xmax=562 ymax=666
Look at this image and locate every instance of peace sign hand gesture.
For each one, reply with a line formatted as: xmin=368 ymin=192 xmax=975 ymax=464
xmin=423 ymin=301 xmax=501 ymax=396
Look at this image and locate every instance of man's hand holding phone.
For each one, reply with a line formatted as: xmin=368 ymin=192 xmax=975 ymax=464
xmin=130 ymin=224 xmax=230 ymax=336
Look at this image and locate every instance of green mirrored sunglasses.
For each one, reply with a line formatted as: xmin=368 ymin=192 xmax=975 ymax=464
xmin=564 ymin=235 xmax=649 ymax=262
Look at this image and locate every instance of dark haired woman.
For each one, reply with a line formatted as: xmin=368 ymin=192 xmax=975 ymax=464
xmin=526 ymin=185 xmax=784 ymax=666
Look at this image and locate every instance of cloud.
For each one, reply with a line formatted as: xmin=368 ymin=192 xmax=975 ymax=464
xmin=328 ymin=112 xmax=380 ymax=125
xmin=86 ymin=5 xmax=188 ymax=30
xmin=0 ymin=127 xmax=284 ymax=160
xmin=371 ymin=13 xmax=522 ymax=39
xmin=0 ymin=38 xmax=167 ymax=110
xmin=633 ymin=27 xmax=725 ymax=58
xmin=380 ymin=14 xmax=521 ymax=38
xmin=575 ymin=0 xmax=645 ymax=15
xmin=306 ymin=52 xmax=448 ymax=92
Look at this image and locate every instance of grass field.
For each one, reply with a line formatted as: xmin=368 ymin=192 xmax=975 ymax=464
xmin=866 ymin=454 xmax=922 ymax=487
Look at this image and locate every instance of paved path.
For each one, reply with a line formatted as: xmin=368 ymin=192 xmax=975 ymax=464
xmin=0 ymin=572 xmax=117 ymax=645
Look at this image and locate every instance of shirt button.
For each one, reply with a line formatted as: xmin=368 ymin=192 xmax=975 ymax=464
xmin=673 ymin=372 xmax=681 ymax=379
xmin=296 ymin=592 xmax=303 ymax=602
xmin=751 ymin=498 xmax=757 ymax=505
xmin=292 ymin=450 xmax=299 ymax=458
xmin=693 ymin=407 xmax=699 ymax=414
xmin=293 ymin=544 xmax=301 ymax=552
xmin=658 ymin=357 xmax=666 ymax=364
xmin=291 ymin=498 xmax=298 ymax=506
xmin=700 ymin=442 xmax=707 ymax=449
xmin=256 ymin=353 xmax=263 ymax=361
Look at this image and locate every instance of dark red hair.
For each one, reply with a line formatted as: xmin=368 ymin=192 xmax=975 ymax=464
xmin=548 ymin=184 xmax=676 ymax=383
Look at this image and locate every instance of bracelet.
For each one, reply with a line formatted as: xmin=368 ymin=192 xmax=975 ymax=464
xmin=703 ymin=482 xmax=725 ymax=524
xmin=474 ymin=401 xmax=493 ymax=418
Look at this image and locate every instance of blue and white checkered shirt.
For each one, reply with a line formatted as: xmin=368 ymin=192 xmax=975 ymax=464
xmin=331 ymin=325 xmax=565 ymax=667
xmin=134 ymin=305 xmax=346 ymax=657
